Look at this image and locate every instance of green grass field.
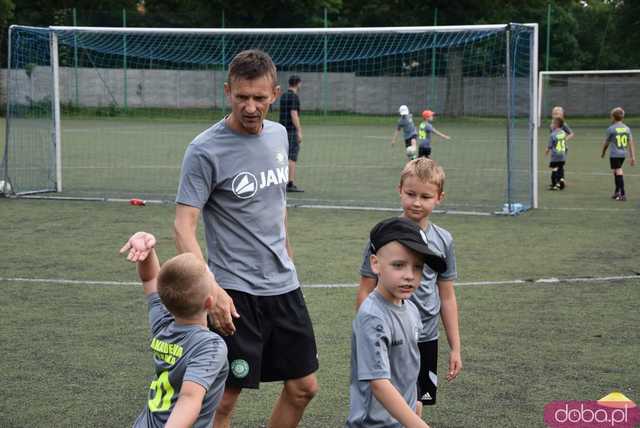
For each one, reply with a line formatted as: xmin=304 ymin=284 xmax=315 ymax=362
xmin=1 ymin=199 xmax=639 ymax=427
xmin=1 ymin=114 xmax=639 ymax=427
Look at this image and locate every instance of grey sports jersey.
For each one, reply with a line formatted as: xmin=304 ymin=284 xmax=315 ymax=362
xmin=418 ymin=121 xmax=434 ymax=147
xmin=360 ymin=222 xmax=457 ymax=342
xmin=346 ymin=291 xmax=422 ymax=428
xmin=548 ymin=128 xmax=568 ymax=162
xmin=133 ymin=293 xmax=228 ymax=428
xmin=606 ymin=122 xmax=633 ymax=158
xmin=176 ymin=118 xmax=300 ymax=296
xmin=397 ymin=114 xmax=417 ymax=140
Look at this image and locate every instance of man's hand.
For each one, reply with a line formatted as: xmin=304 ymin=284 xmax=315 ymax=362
xmin=120 ymin=232 xmax=157 ymax=262
xmin=208 ymin=281 xmax=240 ymax=336
xmin=297 ymin=132 xmax=303 ymax=144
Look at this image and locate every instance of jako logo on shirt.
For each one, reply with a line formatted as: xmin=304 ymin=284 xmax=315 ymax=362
xmin=232 ymin=167 xmax=288 ymax=199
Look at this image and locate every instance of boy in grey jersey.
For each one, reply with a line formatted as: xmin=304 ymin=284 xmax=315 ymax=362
xmin=545 ymin=117 xmax=569 ymax=190
xmin=175 ymin=49 xmax=318 ymax=428
xmin=119 ymin=232 xmax=228 ymax=428
xmin=356 ymin=158 xmax=461 ymax=418
xmin=392 ymin=105 xmax=418 ymax=159
xmin=601 ymin=107 xmax=636 ymax=201
xmin=548 ymin=107 xmax=575 ymax=189
xmin=347 ymin=217 xmax=442 ymax=428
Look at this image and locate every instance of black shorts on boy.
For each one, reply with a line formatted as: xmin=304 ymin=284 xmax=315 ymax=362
xmin=610 ymin=157 xmax=625 ymax=169
xmin=404 ymin=135 xmax=417 ymax=148
xmin=417 ymin=339 xmax=438 ymax=405
xmin=549 ymin=161 xmax=565 ymax=169
xmin=418 ymin=145 xmax=432 ymax=158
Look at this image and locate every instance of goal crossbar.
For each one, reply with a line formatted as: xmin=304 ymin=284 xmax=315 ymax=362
xmin=48 ymin=24 xmax=516 ymax=35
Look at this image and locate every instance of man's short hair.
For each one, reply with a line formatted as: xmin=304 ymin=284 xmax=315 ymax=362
xmin=611 ymin=107 xmax=625 ymax=122
xmin=228 ymin=49 xmax=277 ymax=86
xmin=400 ymin=158 xmax=446 ymax=193
xmin=288 ymin=75 xmax=302 ymax=87
xmin=157 ymin=253 xmax=210 ymax=318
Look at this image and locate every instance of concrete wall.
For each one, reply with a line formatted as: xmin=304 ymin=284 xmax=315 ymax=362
xmin=2 ymin=66 xmax=538 ymax=116
xmin=541 ymin=75 xmax=640 ymax=117
xmin=4 ymin=68 xmax=640 ymax=117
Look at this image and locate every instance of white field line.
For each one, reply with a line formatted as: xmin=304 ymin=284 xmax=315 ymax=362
xmin=1 ymin=274 xmax=638 ymax=288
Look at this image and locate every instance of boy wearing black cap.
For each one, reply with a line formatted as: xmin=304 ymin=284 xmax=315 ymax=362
xmin=356 ymin=158 xmax=461 ymax=418
xmin=346 ymin=217 xmax=441 ymax=428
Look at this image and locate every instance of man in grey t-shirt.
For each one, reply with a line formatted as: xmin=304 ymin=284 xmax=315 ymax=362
xmin=175 ymin=50 xmax=318 ymax=428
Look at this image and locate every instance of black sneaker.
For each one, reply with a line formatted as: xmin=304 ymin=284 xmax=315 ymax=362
xmin=611 ymin=192 xmax=620 ymax=199
xmin=616 ymin=194 xmax=627 ymax=201
xmin=287 ymin=183 xmax=304 ymax=193
xmin=548 ymin=185 xmax=559 ymax=191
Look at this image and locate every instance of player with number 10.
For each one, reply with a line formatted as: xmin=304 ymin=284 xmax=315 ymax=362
xmin=601 ymin=107 xmax=636 ymax=201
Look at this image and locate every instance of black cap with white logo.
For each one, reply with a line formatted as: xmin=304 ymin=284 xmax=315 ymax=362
xmin=370 ymin=217 xmax=447 ymax=274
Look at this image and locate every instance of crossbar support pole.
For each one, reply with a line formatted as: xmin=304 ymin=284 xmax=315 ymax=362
xmin=50 ymin=31 xmax=62 ymax=192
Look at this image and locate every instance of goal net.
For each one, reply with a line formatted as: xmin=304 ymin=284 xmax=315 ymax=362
xmin=3 ymin=24 xmax=537 ymax=213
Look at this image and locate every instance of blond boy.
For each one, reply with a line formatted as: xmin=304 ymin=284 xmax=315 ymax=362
xmin=356 ymin=158 xmax=461 ymax=417
xmin=549 ymin=106 xmax=575 ymax=188
xmin=120 ymin=232 xmax=228 ymax=428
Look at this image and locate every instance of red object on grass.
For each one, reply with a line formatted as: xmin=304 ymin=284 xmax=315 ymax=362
xmin=130 ymin=198 xmax=146 ymax=206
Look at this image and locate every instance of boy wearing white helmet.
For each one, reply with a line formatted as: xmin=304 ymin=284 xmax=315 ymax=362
xmin=392 ymin=105 xmax=418 ymax=160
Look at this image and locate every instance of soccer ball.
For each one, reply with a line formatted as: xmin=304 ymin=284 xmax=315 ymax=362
xmin=405 ymin=146 xmax=417 ymax=159
xmin=0 ymin=180 xmax=12 ymax=195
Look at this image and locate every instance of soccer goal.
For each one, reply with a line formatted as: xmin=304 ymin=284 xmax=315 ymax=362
xmin=3 ymin=24 xmax=538 ymax=213
xmin=538 ymin=70 xmax=640 ymax=124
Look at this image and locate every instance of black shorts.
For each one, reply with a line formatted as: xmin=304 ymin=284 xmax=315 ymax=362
xmin=549 ymin=161 xmax=565 ymax=169
xmin=610 ymin=157 xmax=625 ymax=169
xmin=215 ymin=288 xmax=318 ymax=389
xmin=417 ymin=339 xmax=438 ymax=405
xmin=288 ymin=132 xmax=300 ymax=162
xmin=404 ymin=135 xmax=417 ymax=148
xmin=418 ymin=144 xmax=432 ymax=158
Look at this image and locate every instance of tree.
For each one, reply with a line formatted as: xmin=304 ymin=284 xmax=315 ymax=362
xmin=0 ymin=0 xmax=15 ymax=67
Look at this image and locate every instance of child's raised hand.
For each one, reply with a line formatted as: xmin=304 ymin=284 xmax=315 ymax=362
xmin=119 ymin=232 xmax=157 ymax=262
